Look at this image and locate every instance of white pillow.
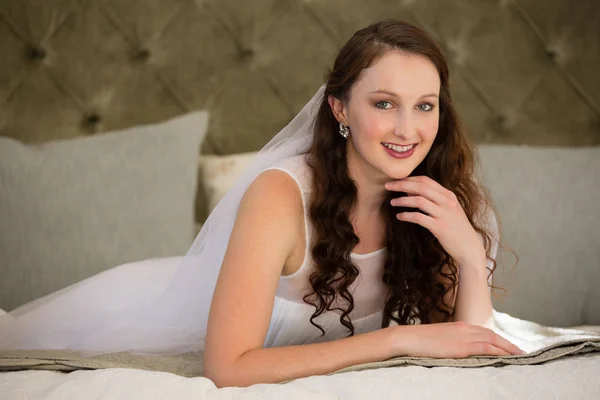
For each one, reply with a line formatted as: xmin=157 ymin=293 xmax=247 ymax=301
xmin=199 ymin=152 xmax=259 ymax=213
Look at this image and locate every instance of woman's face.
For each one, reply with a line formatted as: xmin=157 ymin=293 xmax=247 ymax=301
xmin=329 ymin=50 xmax=441 ymax=181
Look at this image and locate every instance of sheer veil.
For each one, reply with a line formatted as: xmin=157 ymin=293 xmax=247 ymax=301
xmin=0 ymin=85 xmax=326 ymax=356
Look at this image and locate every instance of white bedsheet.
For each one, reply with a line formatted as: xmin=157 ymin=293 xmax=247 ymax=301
xmin=1 ymin=353 xmax=599 ymax=400
xmin=2 ymin=309 xmax=599 ymax=399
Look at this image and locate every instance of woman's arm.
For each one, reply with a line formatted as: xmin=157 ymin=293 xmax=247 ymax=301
xmin=386 ymin=177 xmax=501 ymax=328
xmin=427 ymin=255 xmax=494 ymax=327
xmin=213 ymin=326 xmax=402 ymax=387
xmin=204 ymin=172 xmax=521 ymax=388
xmin=430 ymin=209 xmax=498 ymax=326
xmin=452 ymin=206 xmax=499 ymax=327
xmin=452 ymin=254 xmax=494 ymax=326
xmin=203 ymin=169 xmax=404 ymax=387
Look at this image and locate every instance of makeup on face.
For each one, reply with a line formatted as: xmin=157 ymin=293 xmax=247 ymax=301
xmin=382 ymin=142 xmax=417 ymax=159
xmin=349 ymin=52 xmax=440 ymax=172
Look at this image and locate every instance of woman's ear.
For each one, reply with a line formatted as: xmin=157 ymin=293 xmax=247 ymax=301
xmin=327 ymin=94 xmax=348 ymax=124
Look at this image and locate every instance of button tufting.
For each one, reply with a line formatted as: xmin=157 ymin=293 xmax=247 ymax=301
xmin=83 ymin=114 xmax=101 ymax=128
xmin=495 ymin=110 xmax=519 ymax=131
xmin=132 ymin=48 xmax=151 ymax=62
xmin=27 ymin=47 xmax=47 ymax=62
xmin=545 ymin=49 xmax=558 ymax=60
xmin=239 ymin=47 xmax=255 ymax=61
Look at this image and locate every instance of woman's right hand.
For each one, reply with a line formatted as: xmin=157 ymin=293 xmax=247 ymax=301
xmin=393 ymin=321 xmax=526 ymax=358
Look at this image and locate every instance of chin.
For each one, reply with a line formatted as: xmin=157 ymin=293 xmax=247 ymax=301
xmin=375 ymin=148 xmax=426 ymax=180
xmin=382 ymin=167 xmax=414 ymax=180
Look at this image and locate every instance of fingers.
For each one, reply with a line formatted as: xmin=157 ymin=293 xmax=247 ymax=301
xmin=467 ymin=342 xmax=511 ymax=357
xmin=390 ymin=195 xmax=439 ymax=218
xmin=470 ymin=327 xmax=526 ymax=356
xmin=385 ymin=179 xmax=448 ymax=206
xmin=395 ymin=211 xmax=435 ymax=231
xmin=490 ymin=334 xmax=525 ymax=355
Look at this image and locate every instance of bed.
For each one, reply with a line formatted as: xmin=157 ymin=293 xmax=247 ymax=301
xmin=1 ymin=0 xmax=599 ymax=398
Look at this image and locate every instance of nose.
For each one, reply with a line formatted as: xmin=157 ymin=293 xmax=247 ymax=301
xmin=393 ymin=108 xmax=416 ymax=142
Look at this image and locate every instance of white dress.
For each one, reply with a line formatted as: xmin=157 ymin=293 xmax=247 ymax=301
xmin=0 ymin=154 xmax=407 ymax=354
xmin=262 ymin=155 xmax=393 ymax=348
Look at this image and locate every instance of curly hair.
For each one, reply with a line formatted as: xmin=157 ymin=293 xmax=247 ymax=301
xmin=302 ymin=19 xmax=515 ymax=336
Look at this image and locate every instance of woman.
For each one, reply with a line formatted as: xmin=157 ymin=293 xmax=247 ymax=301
xmin=203 ymin=19 xmax=523 ymax=387
xmin=0 ymin=19 xmax=523 ymax=387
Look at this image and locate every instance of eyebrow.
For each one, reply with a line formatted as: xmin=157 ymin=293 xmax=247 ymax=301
xmin=370 ymin=89 xmax=438 ymax=99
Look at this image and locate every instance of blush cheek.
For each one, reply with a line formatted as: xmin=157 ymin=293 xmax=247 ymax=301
xmin=361 ymin=113 xmax=389 ymax=141
xmin=349 ymin=112 xmax=388 ymax=163
xmin=420 ymin=117 xmax=439 ymax=142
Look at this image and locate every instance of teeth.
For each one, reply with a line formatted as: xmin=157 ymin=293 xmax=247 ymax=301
xmin=383 ymin=143 xmax=415 ymax=153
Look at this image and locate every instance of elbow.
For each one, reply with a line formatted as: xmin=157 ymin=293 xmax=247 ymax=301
xmin=204 ymin=358 xmax=249 ymax=389
xmin=204 ymin=344 xmax=264 ymax=388
xmin=204 ymin=364 xmax=238 ymax=389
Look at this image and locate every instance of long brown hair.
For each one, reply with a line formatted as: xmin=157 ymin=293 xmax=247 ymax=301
xmin=303 ymin=19 xmax=513 ymax=335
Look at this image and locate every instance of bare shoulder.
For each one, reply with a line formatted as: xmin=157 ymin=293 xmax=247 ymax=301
xmin=238 ymin=169 xmax=307 ymax=277
xmin=204 ymin=168 xmax=305 ymax=377
xmin=228 ymin=168 xmax=305 ymax=271
xmin=234 ymin=168 xmax=305 ymax=245
xmin=239 ymin=168 xmax=304 ymax=216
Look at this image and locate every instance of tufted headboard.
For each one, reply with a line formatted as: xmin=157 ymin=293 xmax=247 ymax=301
xmin=1 ymin=0 xmax=599 ymax=222
xmin=1 ymin=1 xmax=600 ymax=325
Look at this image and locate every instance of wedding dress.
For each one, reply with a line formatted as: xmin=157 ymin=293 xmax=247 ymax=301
xmin=1 ymin=84 xmax=393 ymax=356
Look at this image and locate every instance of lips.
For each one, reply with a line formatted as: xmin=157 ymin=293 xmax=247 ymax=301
xmin=382 ymin=142 xmax=417 ymax=147
xmin=382 ymin=143 xmax=417 ymax=159
xmin=382 ymin=143 xmax=417 ymax=152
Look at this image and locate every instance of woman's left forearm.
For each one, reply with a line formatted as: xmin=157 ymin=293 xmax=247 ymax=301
xmin=452 ymin=252 xmax=494 ymax=328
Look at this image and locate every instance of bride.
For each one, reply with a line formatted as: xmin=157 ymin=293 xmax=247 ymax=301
xmin=0 ymin=19 xmax=524 ymax=387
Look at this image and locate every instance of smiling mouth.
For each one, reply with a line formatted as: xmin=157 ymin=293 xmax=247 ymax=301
xmin=382 ymin=143 xmax=417 ymax=153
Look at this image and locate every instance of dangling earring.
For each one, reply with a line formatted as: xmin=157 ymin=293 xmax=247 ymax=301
xmin=339 ymin=122 xmax=350 ymax=139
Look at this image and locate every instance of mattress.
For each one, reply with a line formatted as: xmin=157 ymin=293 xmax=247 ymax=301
xmin=1 ymin=310 xmax=599 ymax=399
xmin=1 ymin=352 xmax=599 ymax=400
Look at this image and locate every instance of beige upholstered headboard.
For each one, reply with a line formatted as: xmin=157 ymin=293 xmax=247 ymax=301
xmin=1 ymin=0 xmax=599 ymax=221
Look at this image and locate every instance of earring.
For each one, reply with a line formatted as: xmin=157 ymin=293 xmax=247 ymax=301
xmin=339 ymin=122 xmax=350 ymax=139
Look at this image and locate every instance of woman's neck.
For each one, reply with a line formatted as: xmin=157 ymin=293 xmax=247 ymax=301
xmin=345 ymin=142 xmax=388 ymax=218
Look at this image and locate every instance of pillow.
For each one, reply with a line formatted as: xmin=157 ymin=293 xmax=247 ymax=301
xmin=476 ymin=145 xmax=600 ymax=327
xmin=0 ymin=112 xmax=208 ymax=311
xmin=199 ymin=151 xmax=258 ymax=214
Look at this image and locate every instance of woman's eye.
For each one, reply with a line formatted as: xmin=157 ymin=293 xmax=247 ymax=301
xmin=375 ymin=101 xmax=393 ymax=109
xmin=418 ymin=103 xmax=434 ymax=111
